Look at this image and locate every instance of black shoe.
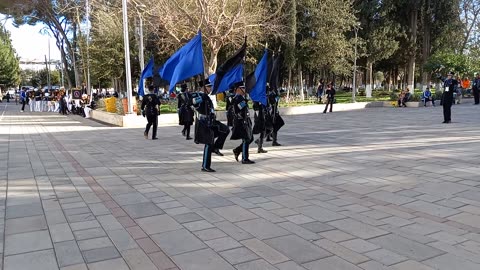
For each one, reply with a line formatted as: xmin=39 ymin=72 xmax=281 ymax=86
xmin=144 ymin=132 xmax=148 ymax=139
xmin=258 ymin=148 xmax=268 ymax=153
xmin=152 ymin=137 xmax=159 ymax=140
xmin=186 ymin=137 xmax=193 ymax=140
xmin=272 ymin=142 xmax=282 ymax=146
xmin=214 ymin=149 xmax=224 ymax=156
xmin=323 ymin=111 xmax=326 ymax=114
xmin=242 ymin=159 xmax=255 ymax=164
xmin=233 ymin=150 xmax=240 ymax=162
xmin=202 ymin=168 xmax=216 ymax=172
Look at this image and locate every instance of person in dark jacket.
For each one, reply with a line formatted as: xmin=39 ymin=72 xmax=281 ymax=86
xmin=323 ymin=83 xmax=336 ymax=113
xmin=225 ymin=89 xmax=235 ymax=127
xmin=191 ymin=79 xmax=230 ymax=172
xmin=473 ymin=73 xmax=480 ymax=105
xmin=317 ymin=79 xmax=325 ymax=103
xmin=231 ymin=82 xmax=254 ymax=164
xmin=441 ymin=72 xmax=458 ymax=123
xmin=177 ymin=84 xmax=194 ymax=140
xmin=266 ymin=89 xmax=284 ymax=146
xmin=252 ymin=100 xmax=270 ymax=154
xmin=141 ymin=85 xmax=161 ymax=140
xmin=5 ymin=92 xmax=10 ymax=103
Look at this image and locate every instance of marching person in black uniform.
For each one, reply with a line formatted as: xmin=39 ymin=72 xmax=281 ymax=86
xmin=253 ymin=98 xmax=271 ymax=153
xmin=225 ymin=89 xmax=235 ymax=127
xmin=192 ymin=79 xmax=230 ymax=172
xmin=178 ymin=84 xmax=194 ymax=140
xmin=266 ymin=89 xmax=284 ymax=146
xmin=441 ymin=72 xmax=458 ymax=124
xmin=473 ymin=73 xmax=480 ymax=105
xmin=231 ymin=82 xmax=255 ymax=164
xmin=141 ymin=85 xmax=160 ymax=140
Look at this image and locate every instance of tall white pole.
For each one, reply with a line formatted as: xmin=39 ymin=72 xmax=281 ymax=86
xmin=86 ymin=0 xmax=92 ymax=97
xmin=352 ymin=28 xmax=358 ymax=103
xmin=122 ymin=0 xmax=133 ymax=114
xmin=139 ymin=14 xmax=145 ymax=97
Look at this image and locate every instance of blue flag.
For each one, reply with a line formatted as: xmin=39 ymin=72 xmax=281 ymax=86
xmin=138 ymin=57 xmax=154 ymax=97
xmin=160 ymin=31 xmax=205 ymax=93
xmin=247 ymin=50 xmax=268 ymax=106
xmin=210 ymin=64 xmax=244 ymax=94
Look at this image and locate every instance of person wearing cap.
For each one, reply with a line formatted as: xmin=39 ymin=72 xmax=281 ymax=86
xmin=473 ymin=73 xmax=480 ymax=105
xmin=225 ymin=89 xmax=235 ymax=127
xmin=266 ymin=88 xmax=284 ymax=146
xmin=191 ymin=78 xmax=230 ymax=172
xmin=231 ymin=81 xmax=255 ymax=164
xmin=141 ymin=85 xmax=161 ymax=140
xmin=441 ymin=72 xmax=458 ymax=123
xmin=178 ymin=84 xmax=194 ymax=140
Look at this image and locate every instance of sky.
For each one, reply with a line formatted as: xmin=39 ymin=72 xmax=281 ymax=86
xmin=1 ymin=14 xmax=61 ymax=68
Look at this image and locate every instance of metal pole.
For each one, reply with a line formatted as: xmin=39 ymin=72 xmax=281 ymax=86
xmin=122 ymin=0 xmax=133 ymax=114
xmin=86 ymin=0 xmax=92 ymax=97
xmin=139 ymin=14 xmax=145 ymax=95
xmin=352 ymin=28 xmax=358 ymax=103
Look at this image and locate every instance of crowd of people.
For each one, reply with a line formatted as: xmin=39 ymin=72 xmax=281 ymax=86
xmin=16 ymin=88 xmax=94 ymax=117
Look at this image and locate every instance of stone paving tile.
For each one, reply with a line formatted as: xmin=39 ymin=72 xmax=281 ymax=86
xmin=241 ymin=238 xmax=289 ymax=264
xmin=54 ymin=240 xmax=84 ymax=267
xmin=172 ymin=248 xmax=235 ymax=270
xmin=328 ymin=218 xmax=389 ymax=239
xmin=73 ymin=227 xmax=107 ymax=240
xmin=82 ymin=246 xmax=121 ymax=263
xmin=213 ymin=205 xmax=259 ymax=222
xmin=193 ymin=228 xmax=228 ymax=241
xmin=303 ymin=256 xmax=363 ymax=270
xmin=151 ymin=228 xmax=207 ymax=256
xmin=235 ymin=259 xmax=278 ymax=270
xmin=219 ymin=246 xmax=259 ymax=264
xmin=87 ymin=258 xmax=129 ymax=270
xmin=235 ymin=218 xmax=290 ymax=240
xmin=314 ymin=239 xmax=370 ymax=265
xmin=4 ymin=249 xmax=59 ymax=270
xmin=136 ymin=214 xmax=182 ymax=235
xmin=264 ymin=234 xmax=331 ymax=264
xmin=423 ymin=253 xmax=480 ymax=270
xmin=121 ymin=248 xmax=157 ymax=270
xmin=369 ymin=234 xmax=444 ymax=261
xmin=4 ymin=230 xmax=53 ymax=255
xmin=205 ymin=236 xmax=243 ymax=252
xmin=5 ymin=215 xmax=48 ymax=235
xmin=364 ymin=248 xmax=408 ymax=266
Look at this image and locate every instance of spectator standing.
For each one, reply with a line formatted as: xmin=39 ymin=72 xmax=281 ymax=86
xmin=317 ymin=79 xmax=325 ymax=103
xmin=473 ymin=73 xmax=480 ymax=105
xmin=323 ymin=83 xmax=336 ymax=113
xmin=5 ymin=92 xmax=10 ymax=103
xmin=20 ymin=89 xmax=26 ymax=112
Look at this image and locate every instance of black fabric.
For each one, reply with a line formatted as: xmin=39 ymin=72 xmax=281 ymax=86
xmin=230 ymin=95 xmax=253 ymax=140
xmin=323 ymin=99 xmax=334 ymax=113
xmin=141 ymin=94 xmax=160 ymax=115
xmin=234 ymin=137 xmax=254 ymax=161
xmin=178 ymin=92 xmax=194 ymax=125
xmin=442 ymin=78 xmax=457 ymax=122
xmin=253 ymin=101 xmax=266 ymax=135
xmin=145 ymin=114 xmax=158 ymax=138
xmin=225 ymin=92 xmax=235 ymax=127
xmin=194 ymin=118 xmax=215 ymax=145
xmin=474 ymin=88 xmax=480 ymax=104
xmin=202 ymin=144 xmax=212 ymax=169
xmin=213 ymin=40 xmax=247 ymax=94
xmin=268 ymin=54 xmax=283 ymax=91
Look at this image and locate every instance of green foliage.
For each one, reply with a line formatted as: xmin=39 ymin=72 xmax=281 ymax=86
xmin=0 ymin=25 xmax=20 ymax=86
xmin=424 ymin=51 xmax=470 ymax=74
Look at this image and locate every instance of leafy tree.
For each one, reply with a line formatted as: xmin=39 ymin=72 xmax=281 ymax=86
xmin=0 ymin=24 xmax=20 ymax=87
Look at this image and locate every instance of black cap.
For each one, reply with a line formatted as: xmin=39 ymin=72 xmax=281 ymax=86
xmin=199 ymin=78 xmax=212 ymax=87
xmin=448 ymin=71 xmax=455 ymax=76
xmin=231 ymin=81 xmax=246 ymax=89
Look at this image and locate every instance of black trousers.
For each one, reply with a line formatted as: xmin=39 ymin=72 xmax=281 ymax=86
xmin=202 ymin=144 xmax=213 ymax=169
xmin=213 ymin=124 xmax=228 ymax=150
xmin=234 ymin=137 xmax=254 ymax=161
xmin=21 ymin=100 xmax=26 ymax=111
xmin=183 ymin=124 xmax=191 ymax=138
xmin=257 ymin=132 xmax=265 ymax=150
xmin=145 ymin=114 xmax=158 ymax=139
xmin=424 ymin=98 xmax=435 ymax=106
xmin=443 ymin=101 xmax=452 ymax=122
xmin=323 ymin=98 xmax=333 ymax=112
xmin=474 ymin=88 xmax=480 ymax=104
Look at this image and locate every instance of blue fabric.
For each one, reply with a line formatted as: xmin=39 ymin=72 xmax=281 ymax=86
xmin=138 ymin=57 xmax=155 ymax=97
xmin=211 ymin=64 xmax=244 ymax=94
xmin=249 ymin=50 xmax=268 ymax=106
xmin=160 ymin=32 xmax=205 ymax=93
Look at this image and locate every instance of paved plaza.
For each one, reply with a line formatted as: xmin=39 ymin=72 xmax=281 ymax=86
xmin=1 ymin=100 xmax=480 ymax=270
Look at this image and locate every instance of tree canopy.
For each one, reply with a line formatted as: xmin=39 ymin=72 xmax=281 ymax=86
xmin=0 ymin=24 xmax=20 ymax=87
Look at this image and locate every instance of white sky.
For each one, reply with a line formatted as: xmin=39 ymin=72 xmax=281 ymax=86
xmin=1 ymin=15 xmax=61 ymax=63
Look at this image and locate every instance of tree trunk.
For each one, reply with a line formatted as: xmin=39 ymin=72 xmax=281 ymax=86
xmin=366 ymin=60 xmax=373 ymax=98
xmin=421 ymin=0 xmax=431 ymax=92
xmin=207 ymin=46 xmax=220 ymax=75
xmin=287 ymin=68 xmax=292 ymax=103
xmin=298 ymin=63 xmax=304 ymax=101
xmin=407 ymin=8 xmax=418 ymax=92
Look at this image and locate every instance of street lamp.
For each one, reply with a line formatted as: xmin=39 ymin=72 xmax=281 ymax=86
xmin=136 ymin=3 xmax=146 ymax=98
xmin=122 ymin=0 xmax=133 ymax=114
xmin=352 ymin=23 xmax=360 ymax=103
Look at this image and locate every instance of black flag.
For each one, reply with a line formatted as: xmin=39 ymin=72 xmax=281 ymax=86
xmin=269 ymin=54 xmax=283 ymax=91
xmin=213 ymin=38 xmax=247 ymax=94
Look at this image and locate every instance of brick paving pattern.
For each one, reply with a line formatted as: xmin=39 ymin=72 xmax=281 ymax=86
xmin=1 ymin=100 xmax=480 ymax=270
